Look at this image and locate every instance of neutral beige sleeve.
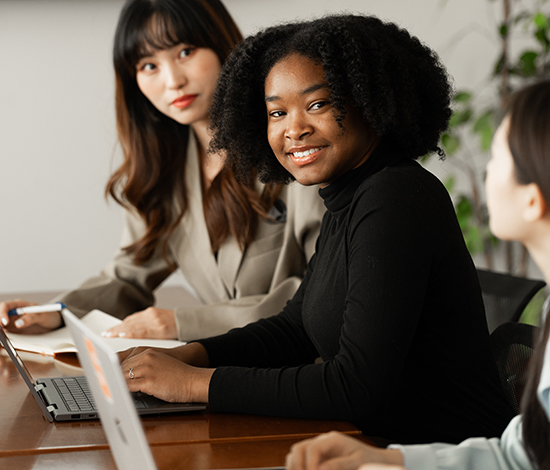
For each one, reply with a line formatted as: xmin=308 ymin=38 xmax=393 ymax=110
xmin=173 ymin=276 xmax=301 ymax=341
xmin=54 ymin=210 xmax=174 ymax=319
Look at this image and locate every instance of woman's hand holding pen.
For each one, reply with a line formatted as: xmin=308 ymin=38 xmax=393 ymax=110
xmin=102 ymin=307 xmax=177 ymax=339
xmin=0 ymin=300 xmax=62 ymax=334
xmin=119 ymin=342 xmax=213 ymax=403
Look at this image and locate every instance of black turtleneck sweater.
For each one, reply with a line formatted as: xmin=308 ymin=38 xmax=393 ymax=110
xmin=199 ymin=144 xmax=515 ymax=445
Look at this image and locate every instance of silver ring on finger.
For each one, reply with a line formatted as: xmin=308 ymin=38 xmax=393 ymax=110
xmin=129 ymin=367 xmax=135 ymax=379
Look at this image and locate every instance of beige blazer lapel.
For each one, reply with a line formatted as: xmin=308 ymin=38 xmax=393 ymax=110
xmin=217 ymin=233 xmax=245 ymax=299
xmin=216 ymin=178 xmax=268 ymax=299
xmin=168 ymin=134 xmax=231 ymax=303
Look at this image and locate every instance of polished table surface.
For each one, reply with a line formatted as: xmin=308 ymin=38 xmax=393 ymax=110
xmin=0 ymin=350 xmax=361 ymax=468
xmin=0 ymin=438 xmax=322 ymax=470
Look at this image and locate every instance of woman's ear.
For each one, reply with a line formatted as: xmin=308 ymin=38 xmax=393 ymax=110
xmin=523 ymin=183 xmax=549 ymax=222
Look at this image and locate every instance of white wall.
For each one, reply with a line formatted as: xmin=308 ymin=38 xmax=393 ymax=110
xmin=0 ymin=0 xmax=503 ymax=294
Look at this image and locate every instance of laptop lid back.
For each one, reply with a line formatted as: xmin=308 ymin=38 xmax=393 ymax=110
xmin=62 ymin=309 xmax=157 ymax=470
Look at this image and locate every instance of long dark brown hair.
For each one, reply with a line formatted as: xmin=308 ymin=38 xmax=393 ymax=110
xmin=108 ymin=0 xmax=279 ymax=266
xmin=508 ymin=79 xmax=550 ymax=469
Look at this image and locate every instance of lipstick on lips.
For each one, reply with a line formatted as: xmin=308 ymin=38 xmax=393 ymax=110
xmin=288 ymin=146 xmax=325 ymax=167
xmin=172 ymin=94 xmax=197 ymax=109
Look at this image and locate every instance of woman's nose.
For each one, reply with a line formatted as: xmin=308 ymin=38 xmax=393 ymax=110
xmin=285 ymin=112 xmax=313 ymax=140
xmin=165 ymin=63 xmax=187 ymax=89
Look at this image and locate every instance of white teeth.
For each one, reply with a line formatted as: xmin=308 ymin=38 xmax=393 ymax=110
xmin=292 ymin=147 xmax=322 ymax=158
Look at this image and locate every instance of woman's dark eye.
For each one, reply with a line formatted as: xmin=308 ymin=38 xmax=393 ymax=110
xmin=140 ymin=63 xmax=155 ymax=72
xmin=179 ymin=47 xmax=196 ymax=58
xmin=311 ymin=101 xmax=328 ymax=110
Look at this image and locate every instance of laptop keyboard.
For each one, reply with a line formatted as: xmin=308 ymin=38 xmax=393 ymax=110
xmin=53 ymin=377 xmax=96 ymax=412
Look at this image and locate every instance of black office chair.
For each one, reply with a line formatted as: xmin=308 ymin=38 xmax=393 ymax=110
xmin=490 ymin=322 xmax=539 ymax=414
xmin=477 ymin=268 xmax=546 ymax=333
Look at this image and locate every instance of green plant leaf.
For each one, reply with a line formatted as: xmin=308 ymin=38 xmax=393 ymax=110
xmin=456 ymin=196 xmax=473 ymax=225
xmin=519 ymin=51 xmax=538 ymax=76
xmin=474 ymin=226 xmax=486 ymax=254
xmin=499 ymin=23 xmax=508 ymax=37
xmin=534 ymin=12 xmax=548 ymax=29
xmin=474 ymin=111 xmax=494 ymax=151
xmin=535 ymin=28 xmax=550 ymax=49
xmin=481 ymin=127 xmax=494 ymax=151
xmin=444 ymin=176 xmax=455 ymax=194
xmin=464 ymin=224 xmax=485 ymax=255
xmin=454 ymin=91 xmax=472 ymax=103
xmin=449 ymin=108 xmax=472 ymax=127
xmin=441 ymin=133 xmax=460 ymax=155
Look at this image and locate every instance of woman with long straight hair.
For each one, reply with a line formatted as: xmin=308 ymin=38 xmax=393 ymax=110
xmin=0 ymin=0 xmax=324 ymax=341
xmin=285 ymin=79 xmax=550 ymax=470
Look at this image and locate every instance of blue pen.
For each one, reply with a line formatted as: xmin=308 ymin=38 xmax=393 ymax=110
xmin=8 ymin=302 xmax=67 ymax=317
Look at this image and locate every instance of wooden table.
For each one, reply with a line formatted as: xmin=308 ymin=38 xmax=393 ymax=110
xmin=0 ymin=350 xmax=361 ymax=469
xmin=0 ymin=438 xmax=315 ymax=470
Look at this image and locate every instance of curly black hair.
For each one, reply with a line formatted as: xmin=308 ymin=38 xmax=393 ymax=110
xmin=209 ymin=14 xmax=453 ymax=184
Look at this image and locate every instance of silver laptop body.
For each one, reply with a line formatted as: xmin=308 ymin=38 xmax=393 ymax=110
xmin=0 ymin=319 xmax=205 ymax=422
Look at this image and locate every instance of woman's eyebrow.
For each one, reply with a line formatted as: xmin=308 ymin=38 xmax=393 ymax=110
xmin=265 ymin=82 xmax=328 ymax=102
xmin=301 ymin=83 xmax=329 ymax=95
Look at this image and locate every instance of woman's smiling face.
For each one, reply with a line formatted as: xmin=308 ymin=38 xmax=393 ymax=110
xmin=264 ymin=53 xmax=379 ymax=188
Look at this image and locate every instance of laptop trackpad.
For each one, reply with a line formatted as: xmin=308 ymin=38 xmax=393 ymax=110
xmin=131 ymin=391 xmax=164 ymax=409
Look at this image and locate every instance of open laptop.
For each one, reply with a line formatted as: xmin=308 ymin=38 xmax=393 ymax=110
xmin=63 ymin=308 xmax=158 ymax=469
xmin=63 ymin=309 xmax=287 ymax=470
xmin=0 ymin=318 xmax=205 ymax=423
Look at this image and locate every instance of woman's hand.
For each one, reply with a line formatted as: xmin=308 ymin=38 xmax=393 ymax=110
xmin=102 ymin=307 xmax=177 ymax=339
xmin=118 ymin=342 xmax=210 ymax=367
xmin=285 ymin=432 xmax=404 ymax=470
xmin=0 ymin=300 xmax=62 ymax=334
xmin=120 ymin=347 xmax=213 ymax=403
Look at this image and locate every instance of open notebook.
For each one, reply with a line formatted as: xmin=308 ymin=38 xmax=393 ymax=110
xmin=6 ymin=309 xmax=184 ymax=357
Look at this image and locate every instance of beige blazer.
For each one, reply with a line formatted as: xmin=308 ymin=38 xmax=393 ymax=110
xmin=57 ymin=136 xmax=325 ymax=341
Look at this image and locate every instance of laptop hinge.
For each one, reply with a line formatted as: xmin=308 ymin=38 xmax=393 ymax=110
xmin=35 ymin=383 xmax=45 ymax=393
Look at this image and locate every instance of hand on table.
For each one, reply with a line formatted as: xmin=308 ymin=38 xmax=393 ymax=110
xmin=286 ymin=432 xmax=405 ymax=470
xmin=102 ymin=307 xmax=177 ymax=339
xmin=0 ymin=300 xmax=62 ymax=334
xmin=120 ymin=346 xmax=212 ymax=403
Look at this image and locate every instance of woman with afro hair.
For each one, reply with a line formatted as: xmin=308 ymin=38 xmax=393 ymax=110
xmin=119 ymin=14 xmax=515 ymax=445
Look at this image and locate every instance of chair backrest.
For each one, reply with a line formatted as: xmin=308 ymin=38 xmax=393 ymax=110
xmin=490 ymin=322 xmax=539 ymax=414
xmin=477 ymin=268 xmax=546 ymax=333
